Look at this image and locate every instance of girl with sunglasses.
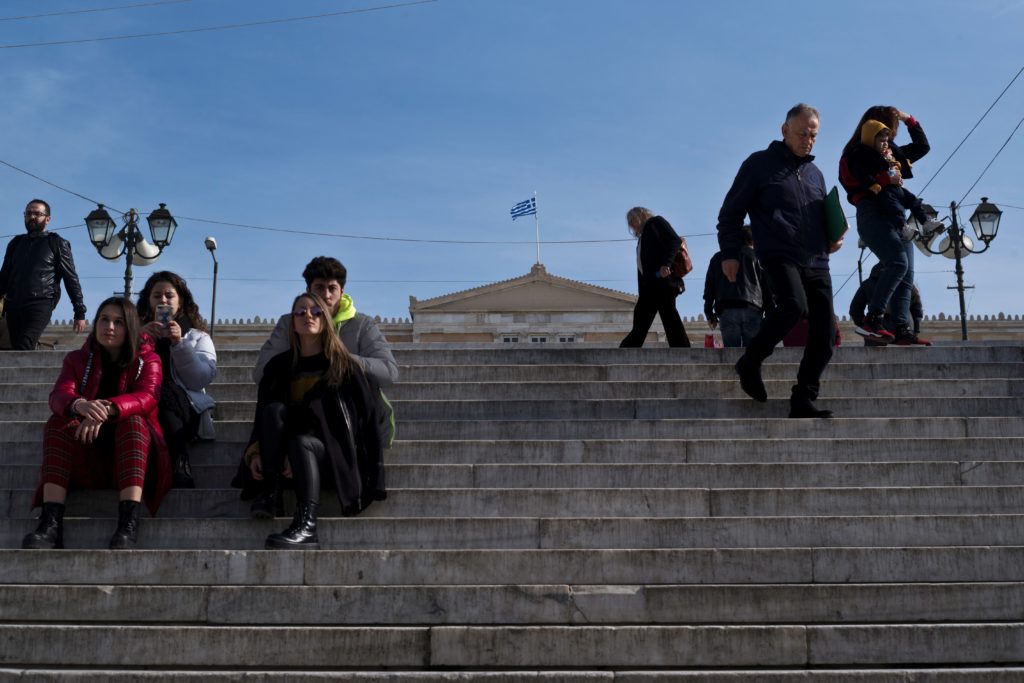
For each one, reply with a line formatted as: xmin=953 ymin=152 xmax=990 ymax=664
xmin=239 ymin=293 xmax=387 ymax=549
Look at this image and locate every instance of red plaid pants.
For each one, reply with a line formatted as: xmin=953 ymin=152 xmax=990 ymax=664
xmin=41 ymin=414 xmax=152 ymax=491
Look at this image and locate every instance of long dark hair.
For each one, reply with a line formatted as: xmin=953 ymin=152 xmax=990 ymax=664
xmin=136 ymin=270 xmax=208 ymax=332
xmin=288 ymin=292 xmax=353 ymax=387
xmin=843 ymin=105 xmax=899 ymax=155
xmin=91 ymin=297 xmax=141 ymax=368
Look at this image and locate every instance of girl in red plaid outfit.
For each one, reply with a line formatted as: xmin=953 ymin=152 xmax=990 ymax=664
xmin=22 ymin=297 xmax=171 ymax=550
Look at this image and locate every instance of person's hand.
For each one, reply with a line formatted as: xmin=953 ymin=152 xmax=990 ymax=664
xmin=657 ymin=265 xmax=671 ymax=279
xmin=166 ymin=320 xmax=183 ymax=346
xmin=141 ymin=321 xmax=166 ymax=339
xmin=250 ymin=452 xmax=263 ymax=481
xmin=721 ymin=259 xmax=739 ymax=283
xmin=707 ymin=319 xmax=718 ymax=330
xmin=897 ymin=110 xmax=911 ymax=122
xmin=74 ymin=416 xmax=104 ymax=444
xmin=282 ymin=457 xmax=293 ymax=479
xmin=828 ymin=237 xmax=844 ymax=254
xmin=73 ymin=398 xmax=110 ymax=423
xmin=73 ymin=320 xmax=88 ymax=334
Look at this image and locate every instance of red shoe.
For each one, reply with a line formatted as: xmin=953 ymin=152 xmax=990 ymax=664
xmin=854 ymin=314 xmax=895 ymax=342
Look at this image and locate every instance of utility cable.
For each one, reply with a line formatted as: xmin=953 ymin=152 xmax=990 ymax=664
xmin=0 ymin=159 xmax=120 ymax=213
xmin=0 ymin=1 xmax=194 ymax=22
xmin=0 ymin=0 xmax=438 ymax=49
xmin=956 ymin=112 xmax=1024 ymax=207
xmin=918 ymin=64 xmax=1024 ymax=195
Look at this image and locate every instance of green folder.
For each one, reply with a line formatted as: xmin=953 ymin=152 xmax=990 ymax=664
xmin=824 ymin=186 xmax=848 ymax=243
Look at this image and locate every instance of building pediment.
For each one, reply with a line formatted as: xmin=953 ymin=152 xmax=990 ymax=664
xmin=409 ymin=263 xmax=635 ymax=314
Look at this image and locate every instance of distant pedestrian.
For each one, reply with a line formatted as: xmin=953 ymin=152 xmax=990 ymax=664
xmin=619 ymin=207 xmax=691 ymax=348
xmin=716 ymin=104 xmax=844 ymax=418
xmin=0 ymin=199 xmax=87 ymax=349
xmin=702 ymin=226 xmax=772 ymax=347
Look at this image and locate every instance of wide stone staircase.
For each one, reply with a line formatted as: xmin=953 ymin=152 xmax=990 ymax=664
xmin=2 ymin=343 xmax=1024 ymax=680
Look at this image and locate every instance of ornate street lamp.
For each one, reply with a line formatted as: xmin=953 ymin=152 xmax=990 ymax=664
xmin=913 ymin=197 xmax=1003 ymax=341
xmin=84 ymin=203 xmax=178 ymax=299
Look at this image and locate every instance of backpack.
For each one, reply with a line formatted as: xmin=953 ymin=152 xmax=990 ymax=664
xmin=670 ymin=237 xmax=693 ymax=278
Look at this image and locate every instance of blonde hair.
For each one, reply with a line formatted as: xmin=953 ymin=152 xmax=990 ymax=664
xmin=626 ymin=207 xmax=654 ymax=237
xmin=289 ymin=292 xmax=353 ymax=387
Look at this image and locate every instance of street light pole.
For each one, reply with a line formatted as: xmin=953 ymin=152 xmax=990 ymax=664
xmin=205 ymin=237 xmax=218 ymax=338
xmin=946 ymin=201 xmax=971 ymax=341
xmin=912 ymin=197 xmax=1003 ymax=341
xmin=85 ymin=203 xmax=178 ymax=300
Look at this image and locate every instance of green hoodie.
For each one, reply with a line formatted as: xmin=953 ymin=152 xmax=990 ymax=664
xmin=333 ymin=293 xmax=357 ymax=331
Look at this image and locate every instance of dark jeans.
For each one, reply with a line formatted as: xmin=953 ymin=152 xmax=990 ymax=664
xmin=258 ymin=402 xmax=328 ymax=505
xmin=5 ymin=300 xmax=53 ymax=350
xmin=160 ymin=404 xmax=199 ymax=462
xmin=620 ymin=282 xmax=691 ymax=348
xmin=719 ymin=307 xmax=763 ymax=347
xmin=858 ymin=200 xmax=913 ymax=328
xmin=742 ymin=260 xmax=834 ymax=399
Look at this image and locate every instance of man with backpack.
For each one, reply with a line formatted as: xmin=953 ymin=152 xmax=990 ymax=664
xmin=0 ymin=199 xmax=87 ymax=350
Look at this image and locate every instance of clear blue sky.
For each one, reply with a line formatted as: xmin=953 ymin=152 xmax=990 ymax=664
xmin=1 ymin=0 xmax=1022 ymax=326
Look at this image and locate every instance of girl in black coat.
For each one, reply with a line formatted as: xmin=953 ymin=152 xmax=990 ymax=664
xmin=620 ymin=207 xmax=691 ymax=347
xmin=247 ymin=292 xmax=386 ymax=550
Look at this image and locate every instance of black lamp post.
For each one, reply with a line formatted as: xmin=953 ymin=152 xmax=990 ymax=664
xmin=85 ymin=203 xmax=178 ymax=299
xmin=912 ymin=197 xmax=1003 ymax=341
xmin=204 ymin=236 xmax=218 ymax=338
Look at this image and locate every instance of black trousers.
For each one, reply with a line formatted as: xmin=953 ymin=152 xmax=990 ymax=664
xmin=5 ymin=300 xmax=53 ymax=350
xmin=258 ymin=402 xmax=328 ymax=505
xmin=743 ymin=260 xmax=834 ymax=399
xmin=620 ymin=282 xmax=691 ymax=348
xmin=160 ymin=404 xmax=199 ymax=461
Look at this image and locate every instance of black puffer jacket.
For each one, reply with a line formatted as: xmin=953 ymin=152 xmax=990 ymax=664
xmin=0 ymin=232 xmax=86 ymax=320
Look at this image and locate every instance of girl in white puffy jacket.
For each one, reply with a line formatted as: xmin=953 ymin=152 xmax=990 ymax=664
xmin=137 ymin=271 xmax=217 ymax=488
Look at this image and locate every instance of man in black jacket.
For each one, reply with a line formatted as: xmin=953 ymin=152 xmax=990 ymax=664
xmin=0 ymin=199 xmax=87 ymax=349
xmin=716 ymin=104 xmax=844 ymax=418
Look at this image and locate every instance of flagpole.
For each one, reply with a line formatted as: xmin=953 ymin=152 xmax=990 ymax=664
xmin=533 ymin=191 xmax=541 ymax=264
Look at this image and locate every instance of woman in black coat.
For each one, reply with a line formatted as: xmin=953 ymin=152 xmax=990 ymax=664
xmin=620 ymin=206 xmax=691 ymax=347
xmin=245 ymin=292 xmax=387 ymax=550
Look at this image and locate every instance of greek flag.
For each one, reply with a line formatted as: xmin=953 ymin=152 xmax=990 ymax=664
xmin=510 ymin=197 xmax=536 ymax=220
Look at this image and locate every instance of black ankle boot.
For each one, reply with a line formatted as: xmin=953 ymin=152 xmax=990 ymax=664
xmin=172 ymin=450 xmax=196 ymax=489
xmin=789 ymin=385 xmax=833 ymax=419
xmin=109 ymin=500 xmax=141 ymax=550
xmin=265 ymin=501 xmax=320 ymax=550
xmin=22 ymin=502 xmax=65 ymax=549
xmin=249 ymin=477 xmax=281 ymax=520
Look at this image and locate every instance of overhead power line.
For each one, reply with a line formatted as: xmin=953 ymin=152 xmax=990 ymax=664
xmin=0 ymin=159 xmax=118 ymax=212
xmin=918 ymin=64 xmax=1024 ymax=195
xmin=0 ymin=0 xmax=194 ymax=23
xmin=0 ymin=0 xmax=438 ymax=49
xmin=956 ymin=112 xmax=1024 ymax=207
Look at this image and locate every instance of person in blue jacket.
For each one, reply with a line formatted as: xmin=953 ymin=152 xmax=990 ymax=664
xmin=716 ymin=104 xmax=845 ymax=418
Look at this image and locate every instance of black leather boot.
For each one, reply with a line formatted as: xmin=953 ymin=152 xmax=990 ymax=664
xmin=265 ymin=501 xmax=320 ymax=550
xmin=249 ymin=477 xmax=281 ymax=519
xmin=22 ymin=502 xmax=65 ymax=549
xmin=172 ymin=450 xmax=196 ymax=489
xmin=789 ymin=385 xmax=833 ymax=419
xmin=109 ymin=500 xmax=141 ymax=550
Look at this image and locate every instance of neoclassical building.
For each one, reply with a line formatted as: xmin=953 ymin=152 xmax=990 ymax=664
xmin=407 ymin=263 xmax=643 ymax=344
